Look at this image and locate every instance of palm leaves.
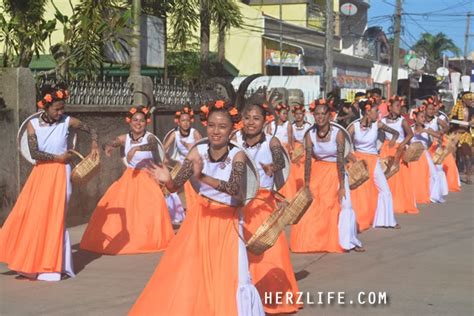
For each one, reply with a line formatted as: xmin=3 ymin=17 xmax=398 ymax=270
xmin=412 ymin=32 xmax=461 ymax=72
xmin=211 ymin=0 xmax=242 ymax=63
xmin=168 ymin=0 xmax=243 ymax=76
xmin=51 ymin=0 xmax=133 ymax=79
xmin=169 ymin=0 xmax=200 ymax=50
xmin=0 ymin=0 xmax=56 ymax=67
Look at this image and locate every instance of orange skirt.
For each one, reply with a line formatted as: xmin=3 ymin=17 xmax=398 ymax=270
xmin=278 ymin=143 xmax=297 ymax=199
xmin=282 ymin=142 xmax=306 ymax=199
xmin=350 ymin=152 xmax=379 ymax=232
xmin=0 ymin=163 xmax=67 ymax=274
xmin=129 ymin=196 xmax=240 ymax=315
xmin=290 ymin=160 xmax=344 ymax=253
xmin=380 ymin=141 xmax=419 ymax=214
xmin=80 ymin=168 xmax=174 ymax=255
xmin=443 ymin=153 xmax=461 ymax=192
xmin=428 ymin=138 xmax=460 ymax=192
xmin=183 ymin=180 xmax=198 ymax=212
xmin=409 ymin=151 xmax=431 ymax=204
xmin=243 ymin=190 xmax=301 ymax=314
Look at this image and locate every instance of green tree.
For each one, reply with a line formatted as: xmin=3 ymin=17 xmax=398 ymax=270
xmin=0 ymin=0 xmax=56 ymax=67
xmin=211 ymin=0 xmax=242 ymax=64
xmin=51 ymin=0 xmax=133 ymax=79
xmin=168 ymin=0 xmax=242 ymax=77
xmin=412 ymin=32 xmax=461 ymax=73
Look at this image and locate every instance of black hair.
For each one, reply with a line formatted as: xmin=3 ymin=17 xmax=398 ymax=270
xmin=359 ymin=99 xmax=376 ymax=115
xmin=314 ymin=103 xmax=329 ymax=113
xmin=243 ymin=93 xmax=273 ymax=119
xmin=126 ymin=106 xmax=151 ymax=120
xmin=38 ymin=82 xmax=69 ymax=109
xmin=371 ymin=88 xmax=382 ymax=95
xmin=200 ymin=100 xmax=241 ymax=127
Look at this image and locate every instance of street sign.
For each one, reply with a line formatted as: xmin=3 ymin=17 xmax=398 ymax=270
xmin=436 ymin=67 xmax=449 ymax=77
xmin=340 ymin=3 xmax=358 ymax=16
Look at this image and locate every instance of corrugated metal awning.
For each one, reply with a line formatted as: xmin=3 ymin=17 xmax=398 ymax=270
xmin=263 ymin=34 xmax=374 ymax=69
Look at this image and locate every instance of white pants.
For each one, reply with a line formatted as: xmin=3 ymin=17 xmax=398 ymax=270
xmin=372 ymin=159 xmax=398 ymax=228
xmin=338 ymin=174 xmax=362 ymax=250
xmin=166 ymin=192 xmax=186 ymax=223
xmin=236 ymin=210 xmax=265 ymax=316
xmin=426 ymin=152 xmax=446 ymax=203
xmin=435 ymin=164 xmax=449 ymax=196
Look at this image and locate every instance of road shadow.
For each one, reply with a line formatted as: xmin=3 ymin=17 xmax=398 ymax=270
xmin=72 ymin=243 xmax=102 ymax=274
xmin=294 ymin=269 xmax=310 ymax=281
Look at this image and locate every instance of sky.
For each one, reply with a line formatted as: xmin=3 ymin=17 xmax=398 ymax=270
xmin=368 ymin=0 xmax=474 ymax=57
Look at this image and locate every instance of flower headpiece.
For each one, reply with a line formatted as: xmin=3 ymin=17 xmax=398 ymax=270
xmin=199 ymin=100 xmax=241 ymax=129
xmin=309 ymin=98 xmax=327 ymax=112
xmin=291 ymin=103 xmax=306 ymax=113
xmin=388 ymin=95 xmax=402 ymax=104
xmin=125 ymin=106 xmax=152 ymax=124
xmin=175 ymin=105 xmax=195 ymax=124
xmin=275 ymin=103 xmax=289 ymax=113
xmin=411 ymin=105 xmax=426 ymax=120
xmin=358 ymin=98 xmax=374 ymax=113
xmin=257 ymin=102 xmax=274 ymax=122
xmin=37 ymin=88 xmax=69 ymax=109
xmin=422 ymin=96 xmax=435 ymax=107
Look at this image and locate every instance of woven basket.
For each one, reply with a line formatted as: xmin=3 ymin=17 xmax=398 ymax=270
xmin=246 ymin=201 xmax=286 ymax=255
xmin=380 ymin=158 xmax=400 ymax=179
xmin=432 ymin=147 xmax=450 ymax=165
xmin=446 ymin=133 xmax=460 ymax=154
xmin=403 ymin=142 xmax=425 ymax=163
xmin=281 ymin=187 xmax=313 ymax=225
xmin=347 ymin=159 xmax=370 ymax=190
xmin=70 ymin=150 xmax=100 ymax=184
xmin=291 ymin=145 xmax=305 ymax=162
xmin=161 ymin=163 xmax=181 ymax=196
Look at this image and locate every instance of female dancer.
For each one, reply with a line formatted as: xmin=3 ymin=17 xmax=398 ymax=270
xmin=424 ymin=100 xmax=449 ymax=197
xmin=348 ymin=99 xmax=400 ymax=231
xmin=163 ymin=105 xmax=202 ymax=223
xmin=80 ymin=106 xmax=174 ymax=255
xmin=290 ymin=102 xmax=363 ymax=253
xmin=265 ymin=103 xmax=295 ymax=197
xmin=409 ymin=107 xmax=446 ymax=203
xmin=130 ymin=100 xmax=264 ymax=316
xmin=431 ymin=98 xmax=461 ymax=192
xmin=287 ymin=103 xmax=312 ymax=193
xmin=0 ymin=84 xmax=99 ymax=281
xmin=265 ymin=103 xmax=292 ymax=147
xmin=380 ymin=96 xmax=418 ymax=214
xmin=236 ymin=101 xmax=301 ymax=314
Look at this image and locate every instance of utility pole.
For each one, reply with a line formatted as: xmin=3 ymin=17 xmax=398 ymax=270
xmin=390 ymin=0 xmax=402 ymax=95
xmin=324 ymin=0 xmax=334 ymax=95
xmin=463 ymin=12 xmax=471 ymax=75
xmin=279 ymin=0 xmax=283 ymax=76
xmin=129 ymin=0 xmax=141 ymax=78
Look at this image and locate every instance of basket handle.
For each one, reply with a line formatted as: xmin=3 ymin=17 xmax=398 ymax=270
xmin=68 ymin=149 xmax=85 ymax=160
xmin=231 ymin=196 xmax=275 ymax=245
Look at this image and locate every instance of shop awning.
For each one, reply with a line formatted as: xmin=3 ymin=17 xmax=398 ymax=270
xmin=263 ymin=34 xmax=374 ymax=69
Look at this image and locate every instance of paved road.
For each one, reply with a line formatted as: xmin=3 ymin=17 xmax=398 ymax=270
xmin=1 ymin=186 xmax=473 ymax=316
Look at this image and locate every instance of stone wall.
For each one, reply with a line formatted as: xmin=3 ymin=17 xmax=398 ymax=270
xmin=0 ymin=68 xmax=36 ymax=223
xmin=0 ymin=70 xmax=207 ymax=226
